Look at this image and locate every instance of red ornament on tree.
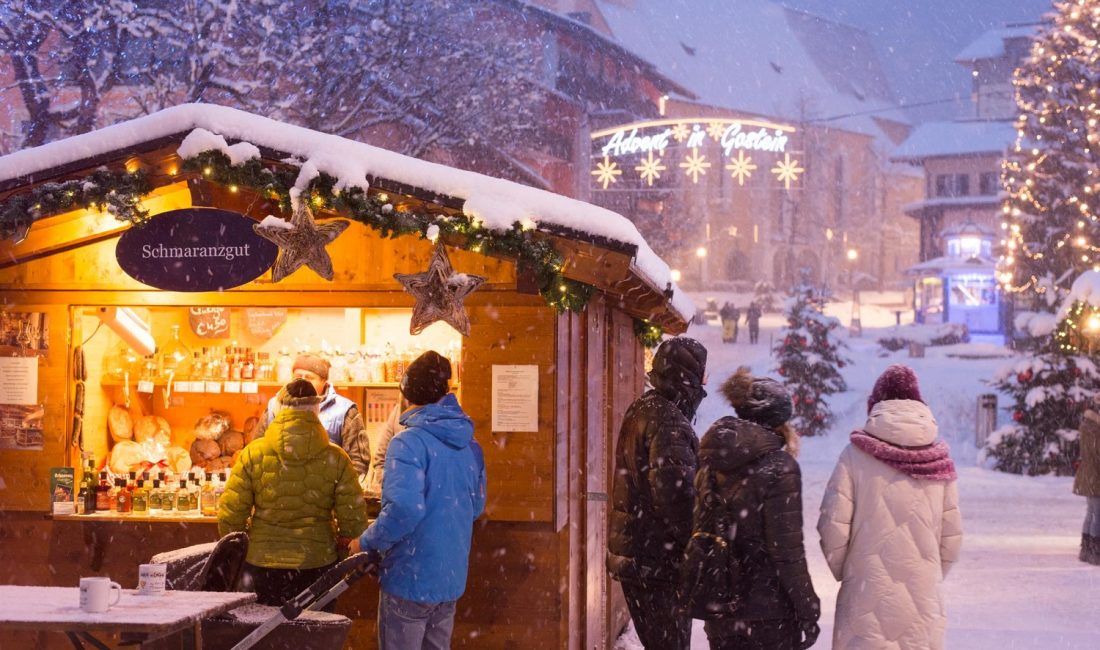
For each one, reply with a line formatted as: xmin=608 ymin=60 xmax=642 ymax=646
xmin=1017 ymin=369 xmax=1033 ymax=383
xmin=1073 ymin=367 xmax=1082 ymax=378
xmin=778 ymin=367 xmax=786 ymax=376
xmin=1013 ymin=410 xmax=1024 ymax=422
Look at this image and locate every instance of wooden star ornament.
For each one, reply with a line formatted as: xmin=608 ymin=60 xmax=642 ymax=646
xmin=394 ymin=244 xmax=487 ymax=336
xmin=253 ymin=201 xmax=351 ymax=282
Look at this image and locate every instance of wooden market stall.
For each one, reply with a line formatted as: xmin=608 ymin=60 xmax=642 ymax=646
xmin=0 ymin=104 xmax=691 ymax=649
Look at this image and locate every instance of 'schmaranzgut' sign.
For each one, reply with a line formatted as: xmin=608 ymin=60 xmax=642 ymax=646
xmin=116 ymin=208 xmax=278 ymax=292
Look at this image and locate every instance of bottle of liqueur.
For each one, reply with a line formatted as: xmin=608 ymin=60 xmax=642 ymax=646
xmin=148 ymin=479 xmax=163 ymax=513
xmin=200 ymin=473 xmax=217 ymax=517
xmin=176 ymin=480 xmax=192 ymax=512
xmin=132 ymin=480 xmax=148 ymax=513
xmin=81 ymin=452 xmax=97 ymax=514
xmin=160 ymin=479 xmax=175 ymax=514
xmin=95 ymin=472 xmax=111 ymax=512
xmin=115 ymin=478 xmax=132 ymax=513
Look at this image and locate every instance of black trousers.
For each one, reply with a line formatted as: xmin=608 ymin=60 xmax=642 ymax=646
xmin=620 ymin=579 xmax=691 ymax=650
xmin=704 ymin=618 xmax=801 ymax=650
xmin=748 ymin=325 xmax=759 ymax=344
xmin=242 ymin=561 xmax=336 ymax=609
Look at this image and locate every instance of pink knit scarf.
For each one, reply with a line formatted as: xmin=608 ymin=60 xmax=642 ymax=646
xmin=850 ymin=431 xmax=957 ymax=481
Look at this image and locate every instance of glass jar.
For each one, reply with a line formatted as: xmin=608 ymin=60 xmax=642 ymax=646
xmin=104 ymin=340 xmax=142 ymax=385
xmin=157 ymin=325 xmax=191 ymax=382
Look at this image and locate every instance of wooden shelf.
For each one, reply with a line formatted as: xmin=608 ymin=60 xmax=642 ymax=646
xmin=99 ymin=379 xmax=404 ymax=389
xmin=51 ymin=513 xmax=218 ymax=524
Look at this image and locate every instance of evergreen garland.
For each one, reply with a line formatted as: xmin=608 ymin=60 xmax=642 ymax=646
xmin=0 ymin=168 xmax=153 ymax=240
xmin=633 ymin=318 xmax=664 ymax=348
xmin=773 ymin=286 xmax=850 ymax=436
xmin=181 ymin=150 xmax=594 ymax=312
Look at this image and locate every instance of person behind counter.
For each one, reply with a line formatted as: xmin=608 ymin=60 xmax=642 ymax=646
xmin=350 ymin=350 xmax=486 ymax=650
xmin=259 ymin=353 xmax=371 ymax=491
xmin=219 ymin=378 xmax=367 ymax=606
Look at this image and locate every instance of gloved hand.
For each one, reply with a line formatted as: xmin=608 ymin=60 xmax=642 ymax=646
xmin=797 ymin=619 xmax=820 ymax=650
xmin=363 ymin=549 xmax=383 ymax=576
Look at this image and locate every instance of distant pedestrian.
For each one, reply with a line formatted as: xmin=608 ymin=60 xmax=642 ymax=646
xmin=746 ymin=302 xmax=762 ymax=344
xmin=685 ymin=366 xmax=820 ymax=650
xmin=607 ymin=337 xmax=707 ymax=650
xmin=818 ymin=365 xmax=962 ymax=650
xmin=719 ymin=302 xmax=740 ymax=343
xmin=1075 ymin=401 xmax=1100 ymax=565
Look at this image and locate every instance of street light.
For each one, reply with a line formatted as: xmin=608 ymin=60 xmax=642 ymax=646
xmin=696 ymin=246 xmax=708 ymax=289
xmin=670 ymin=269 xmax=682 ymax=283
xmin=846 ymin=248 xmax=861 ymax=337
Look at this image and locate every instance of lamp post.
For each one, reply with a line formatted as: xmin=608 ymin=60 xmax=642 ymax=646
xmin=1086 ymin=312 xmax=1100 ymax=355
xmin=847 ymin=248 xmax=862 ymax=337
xmin=696 ymin=246 xmax=708 ymax=289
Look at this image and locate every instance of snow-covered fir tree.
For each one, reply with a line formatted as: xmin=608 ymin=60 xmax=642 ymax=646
xmin=987 ymin=1 xmax=1100 ymax=474
xmin=774 ymin=285 xmax=849 ymax=437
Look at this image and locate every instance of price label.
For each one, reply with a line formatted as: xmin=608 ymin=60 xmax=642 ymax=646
xmin=174 ymin=381 xmax=191 ymax=394
xmin=137 ymin=380 xmax=155 ymax=394
xmin=205 ymin=381 xmax=222 ymax=394
xmin=241 ymin=381 xmax=258 ymax=394
xmin=223 ymin=381 xmax=241 ymax=394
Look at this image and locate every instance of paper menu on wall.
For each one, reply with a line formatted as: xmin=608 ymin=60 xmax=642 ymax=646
xmin=491 ymin=365 xmax=539 ymax=432
xmin=0 ymin=356 xmax=37 ymax=405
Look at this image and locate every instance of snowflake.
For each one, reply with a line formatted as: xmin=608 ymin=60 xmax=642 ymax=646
xmin=724 ymin=151 xmax=757 ymax=186
xmin=670 ymin=123 xmax=691 ymax=142
xmin=679 ymin=148 xmax=711 ymax=184
xmin=771 ymin=153 xmax=804 ymax=190
xmin=706 ymin=121 xmax=726 ymax=141
xmin=591 ymin=156 xmax=622 ymax=190
xmin=634 ymin=151 xmax=667 ymax=186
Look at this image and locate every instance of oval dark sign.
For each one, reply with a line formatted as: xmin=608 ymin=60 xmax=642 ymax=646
xmin=116 ymin=208 xmax=278 ymax=292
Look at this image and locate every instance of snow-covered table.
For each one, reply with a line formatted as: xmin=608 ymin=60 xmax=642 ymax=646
xmin=0 ymin=585 xmax=255 ymax=649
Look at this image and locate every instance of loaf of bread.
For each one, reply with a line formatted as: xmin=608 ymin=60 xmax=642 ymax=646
xmin=108 ymin=405 xmax=133 ymax=442
xmin=243 ymin=416 xmax=262 ymax=444
xmin=164 ymin=446 xmax=192 ymax=476
xmin=134 ymin=415 xmax=171 ymax=444
xmin=109 ymin=440 xmax=144 ymax=474
xmin=219 ymin=430 xmax=245 ymax=457
xmin=193 ymin=412 xmax=231 ymax=441
xmin=189 ymin=438 xmax=221 ymax=466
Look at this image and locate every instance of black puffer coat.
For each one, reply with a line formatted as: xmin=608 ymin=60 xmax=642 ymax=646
xmin=607 ymin=337 xmax=706 ymax=585
xmin=692 ymin=416 xmax=819 ymax=622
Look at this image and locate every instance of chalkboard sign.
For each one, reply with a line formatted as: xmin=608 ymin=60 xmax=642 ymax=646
xmin=188 ymin=307 xmax=230 ymax=338
xmin=115 ymin=208 xmax=277 ymax=292
xmin=244 ymin=308 xmax=287 ymax=339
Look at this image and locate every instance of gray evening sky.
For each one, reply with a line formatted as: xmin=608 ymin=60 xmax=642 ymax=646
xmin=777 ymin=0 xmax=1055 ymax=122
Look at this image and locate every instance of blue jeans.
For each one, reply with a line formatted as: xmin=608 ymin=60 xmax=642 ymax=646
xmin=378 ymin=590 xmax=456 ymax=650
xmin=1084 ymin=496 xmax=1100 ymax=537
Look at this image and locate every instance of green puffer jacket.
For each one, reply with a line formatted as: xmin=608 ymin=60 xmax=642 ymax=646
xmin=218 ymin=408 xmax=367 ymax=569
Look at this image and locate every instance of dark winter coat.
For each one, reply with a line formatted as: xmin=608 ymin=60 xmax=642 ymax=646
xmin=607 ymin=337 xmax=706 ymax=585
xmin=746 ymin=304 xmax=762 ymax=327
xmin=1076 ymin=409 xmax=1100 ymax=497
xmin=691 ymin=416 xmax=819 ymax=623
xmin=720 ymin=304 xmax=741 ymax=322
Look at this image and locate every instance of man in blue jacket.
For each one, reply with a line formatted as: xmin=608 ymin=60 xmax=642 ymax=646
xmin=351 ymin=350 xmax=486 ymax=650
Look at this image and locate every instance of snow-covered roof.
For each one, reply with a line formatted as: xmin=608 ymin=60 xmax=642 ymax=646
xmin=955 ymin=24 xmax=1040 ymax=63
xmin=903 ymin=194 xmax=1003 ymax=215
xmin=0 ymin=103 xmax=693 ymax=320
xmin=892 ymin=120 xmax=1016 ymax=161
xmin=592 ymin=0 xmax=908 ymax=139
xmin=906 ymin=255 xmax=996 ymax=277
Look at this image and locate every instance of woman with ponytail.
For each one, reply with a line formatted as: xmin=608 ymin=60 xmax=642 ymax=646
xmin=686 ymin=366 xmax=820 ymax=650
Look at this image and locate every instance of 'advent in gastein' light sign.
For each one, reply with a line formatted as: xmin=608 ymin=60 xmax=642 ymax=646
xmin=116 ymin=208 xmax=278 ymax=292
xmin=589 ymin=117 xmax=800 ymax=190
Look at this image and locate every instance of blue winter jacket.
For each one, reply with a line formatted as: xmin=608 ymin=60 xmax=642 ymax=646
xmin=358 ymin=393 xmax=487 ymax=603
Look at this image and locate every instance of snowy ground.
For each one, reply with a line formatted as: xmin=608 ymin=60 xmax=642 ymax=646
xmin=615 ymin=295 xmax=1100 ymax=649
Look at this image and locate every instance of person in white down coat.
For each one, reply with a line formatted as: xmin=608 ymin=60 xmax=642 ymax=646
xmin=817 ymin=364 xmax=962 ymax=650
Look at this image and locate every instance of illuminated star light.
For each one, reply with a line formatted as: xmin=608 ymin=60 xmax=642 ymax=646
xmin=771 ymin=153 xmax=805 ymax=190
xmin=591 ymin=156 xmax=622 ymax=189
xmin=725 ymin=151 xmax=757 ymax=186
xmin=679 ymin=148 xmax=712 ymax=184
xmin=670 ymin=123 xmax=691 ymax=142
xmin=706 ymin=121 xmax=726 ymax=140
xmin=634 ymin=151 xmax=667 ymax=186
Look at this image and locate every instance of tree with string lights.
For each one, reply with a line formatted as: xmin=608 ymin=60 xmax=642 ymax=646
xmin=991 ymin=1 xmax=1100 ymax=474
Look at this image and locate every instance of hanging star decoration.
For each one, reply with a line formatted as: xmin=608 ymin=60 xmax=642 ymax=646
xmin=771 ymin=153 xmax=805 ymax=191
xmin=725 ymin=150 xmax=757 ymax=186
xmin=635 ymin=151 xmax=667 ymax=186
xmin=254 ymin=199 xmax=351 ymax=282
xmin=670 ymin=123 xmax=691 ymax=142
xmin=706 ymin=121 xmax=727 ymax=141
xmin=679 ymin=147 xmax=711 ymax=184
xmin=394 ymin=243 xmax=487 ymax=336
xmin=591 ymin=156 xmax=622 ymax=190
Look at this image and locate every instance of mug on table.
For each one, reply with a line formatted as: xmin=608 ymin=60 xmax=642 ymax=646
xmin=79 ymin=577 xmax=122 ymax=613
xmin=137 ymin=563 xmax=166 ymax=596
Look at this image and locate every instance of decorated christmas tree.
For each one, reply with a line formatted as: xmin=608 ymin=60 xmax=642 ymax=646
xmin=774 ymin=286 xmax=849 ymax=436
xmin=987 ymin=1 xmax=1100 ymax=474
xmin=1002 ymin=0 xmax=1100 ymax=325
xmin=985 ymin=272 xmax=1100 ymax=475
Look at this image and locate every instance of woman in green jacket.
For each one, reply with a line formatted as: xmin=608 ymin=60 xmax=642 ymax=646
xmin=219 ymin=378 xmax=367 ymax=605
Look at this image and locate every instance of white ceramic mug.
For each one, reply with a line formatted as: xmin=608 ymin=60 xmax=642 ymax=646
xmin=137 ymin=563 xmax=167 ymax=596
xmin=79 ymin=577 xmax=122 ymax=613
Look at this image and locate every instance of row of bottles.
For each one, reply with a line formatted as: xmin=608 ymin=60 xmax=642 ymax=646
xmin=76 ymin=466 xmax=226 ymax=517
xmin=117 ymin=324 xmax=463 ymax=386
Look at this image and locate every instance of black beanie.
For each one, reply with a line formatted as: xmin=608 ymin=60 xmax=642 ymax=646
xmin=278 ymin=377 xmax=322 ymax=409
xmin=401 ymin=351 xmax=452 ymax=405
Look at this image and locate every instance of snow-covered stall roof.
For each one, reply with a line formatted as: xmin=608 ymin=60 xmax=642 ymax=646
xmin=955 ymin=24 xmax=1040 ymax=63
xmin=892 ymin=120 xmax=1016 ymax=162
xmin=0 ymin=103 xmax=693 ymax=321
xmin=592 ymin=0 xmax=908 ymax=140
xmin=905 ymin=255 xmax=996 ymax=277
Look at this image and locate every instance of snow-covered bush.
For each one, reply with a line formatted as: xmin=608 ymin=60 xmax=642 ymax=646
xmin=876 ymin=322 xmax=970 ymax=352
